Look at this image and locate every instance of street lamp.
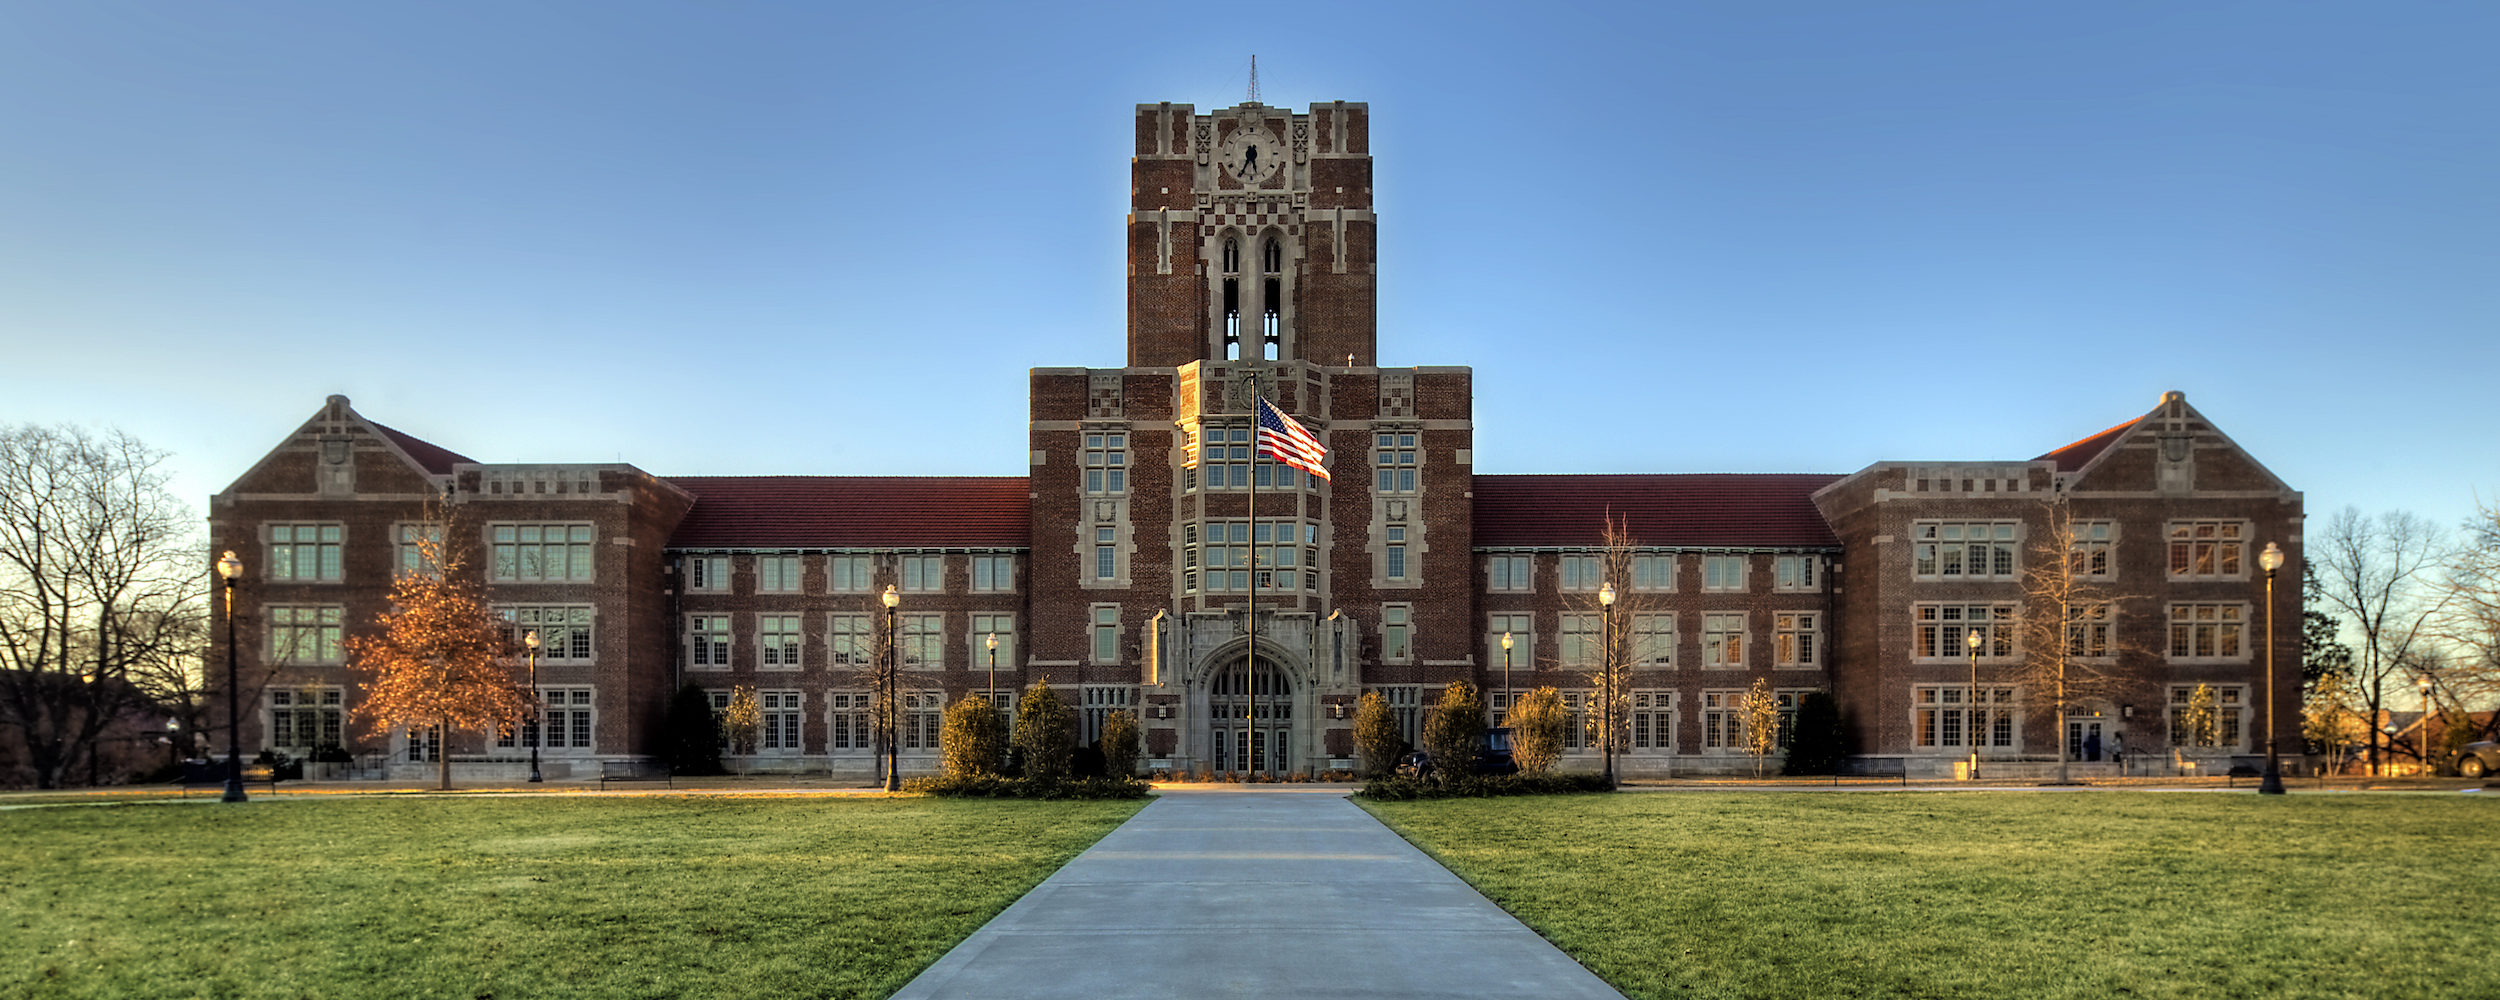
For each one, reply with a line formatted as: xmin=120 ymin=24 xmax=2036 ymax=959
xmin=1500 ymin=631 xmax=1514 ymax=727
xmin=986 ymin=632 xmax=999 ymax=708
xmin=216 ymin=551 xmax=246 ymax=803
xmin=882 ymin=584 xmax=901 ymax=792
xmin=524 ymin=630 xmax=543 ymax=784
xmin=1965 ymin=629 xmax=1983 ymax=782
xmin=1598 ymin=581 xmax=1617 ymax=786
xmin=2258 ymin=542 xmax=2286 ymax=794
xmin=2418 ymin=675 xmax=2434 ymax=776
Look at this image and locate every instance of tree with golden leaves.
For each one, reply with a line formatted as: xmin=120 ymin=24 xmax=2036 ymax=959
xmin=345 ymin=512 xmax=529 ymax=790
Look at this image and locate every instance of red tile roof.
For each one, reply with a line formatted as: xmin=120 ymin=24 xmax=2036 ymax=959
xmin=2035 ymin=420 xmax=2136 ymax=472
xmin=369 ymin=421 xmax=474 ymax=475
xmin=664 ymin=476 xmax=1030 ymax=549
xmin=1472 ymin=474 xmax=1842 ymax=548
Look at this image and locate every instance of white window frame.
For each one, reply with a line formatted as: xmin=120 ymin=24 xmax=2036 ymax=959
xmin=1374 ymin=430 xmax=1417 ymax=494
xmin=267 ymin=605 xmax=343 ymax=665
xmin=1558 ymin=613 xmax=1599 ymax=669
xmin=1558 ymin=555 xmax=1601 ymax=592
xmin=2167 ymin=603 xmax=2249 ymax=663
xmin=827 ymin=614 xmax=870 ymax=670
xmin=267 ymin=522 xmax=343 ymax=583
xmin=826 ymin=690 xmax=873 ymax=753
xmin=492 ymin=523 xmax=594 ymax=583
xmin=1773 ymin=554 xmax=1820 ymax=592
xmin=1090 ymin=605 xmax=1120 ymax=665
xmin=759 ymin=690 xmax=804 ymax=754
xmin=1382 ymin=604 xmax=1413 ymax=663
xmin=2168 ymin=684 xmax=2248 ymax=751
xmin=1487 ymin=613 xmax=1533 ymax=676
xmin=970 ymin=613 xmax=1016 ymax=678
xmin=1084 ymin=429 xmax=1129 ymax=495
xmin=971 ymin=554 xmax=1014 ymax=592
xmin=758 ymin=614 xmax=803 ymax=671
xmin=393 ymin=522 xmax=441 ymax=579
xmin=757 ymin=554 xmax=803 ymax=593
xmin=900 ymin=554 xmax=945 ymax=593
xmin=500 ymin=605 xmax=594 ymax=664
xmin=827 ymin=554 xmax=872 ymax=593
xmin=1631 ymin=614 xmax=1675 ymax=668
xmin=1913 ymin=685 xmax=2021 ymax=751
xmin=267 ymin=686 xmax=344 ymax=752
xmin=1385 ymin=526 xmax=1409 ymax=581
xmin=1630 ymin=689 xmax=1676 ymax=752
xmin=1632 ymin=554 xmax=1676 ymax=592
xmin=686 ymin=614 xmax=731 ymax=670
xmin=1702 ymin=612 xmax=1746 ymax=669
xmin=1702 ymin=555 xmax=1748 ymax=593
xmin=1487 ymin=554 xmax=1532 ymax=592
xmin=1095 ymin=527 xmax=1118 ymax=581
xmin=500 ymin=686 xmax=596 ymax=753
xmin=1773 ymin=612 xmax=1819 ymax=668
xmin=685 ymin=554 xmax=729 ymax=593
xmin=1912 ymin=521 xmax=2020 ymax=581
xmin=2167 ymin=520 xmax=2249 ymax=580
xmin=1914 ymin=603 xmax=2019 ymax=661
xmin=2071 ymin=521 xmax=2116 ymax=580
xmin=2067 ymin=602 xmax=2115 ymax=659
xmin=900 ymin=613 xmax=943 ymax=670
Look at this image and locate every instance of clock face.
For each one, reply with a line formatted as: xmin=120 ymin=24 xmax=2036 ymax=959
xmin=1219 ymin=125 xmax=1286 ymax=184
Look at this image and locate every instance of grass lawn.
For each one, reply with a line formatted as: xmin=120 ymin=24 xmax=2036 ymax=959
xmin=1364 ymin=791 xmax=2498 ymax=1000
xmin=0 ymin=794 xmax=1143 ymax=1000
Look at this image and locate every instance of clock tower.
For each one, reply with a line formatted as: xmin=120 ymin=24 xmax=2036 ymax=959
xmin=1127 ymin=101 xmax=1377 ymax=368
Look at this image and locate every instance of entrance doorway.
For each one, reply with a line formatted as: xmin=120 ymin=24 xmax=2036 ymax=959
xmin=2066 ymin=717 xmax=2108 ymax=762
xmin=1209 ymin=660 xmax=1293 ymax=774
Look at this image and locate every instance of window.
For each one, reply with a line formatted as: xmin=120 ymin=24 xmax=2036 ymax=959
xmin=900 ymin=613 xmax=943 ymax=669
xmin=901 ymin=691 xmax=942 ymax=750
xmin=2168 ymin=684 xmax=2246 ymax=750
xmin=1488 ymin=554 xmax=1532 ymax=592
xmin=1375 ymin=432 xmax=1417 ymax=493
xmin=2070 ymin=522 xmax=2115 ymax=578
xmin=1914 ymin=685 xmax=2020 ymax=750
xmin=685 ymin=554 xmax=728 ymax=592
xmin=1382 ymin=605 xmax=1412 ymax=662
xmin=1385 ymin=526 xmax=1408 ymax=581
xmin=828 ymin=555 xmax=872 ymax=593
xmin=757 ymin=615 xmax=802 ymax=670
xmin=971 ymin=555 xmax=1013 ymax=592
xmin=1772 ymin=690 xmax=1803 ymax=749
xmin=1774 ymin=555 xmax=1820 ymax=592
xmin=1630 ymin=690 xmax=1675 ymax=751
xmin=686 ymin=615 xmax=731 ymax=669
xmin=1488 ymin=613 xmax=1532 ymax=672
xmin=268 ymin=606 xmax=343 ymax=664
xmin=267 ymin=523 xmax=342 ymax=582
xmin=493 ymin=524 xmax=593 ymax=582
xmin=827 ymin=614 xmax=871 ymax=668
xmin=757 ymin=555 xmax=802 ymax=593
xmin=1488 ymin=689 xmax=1514 ymax=729
xmin=500 ymin=606 xmax=593 ymax=662
xmin=1631 ymin=614 xmax=1675 ymax=667
xmin=1091 ymin=606 xmax=1119 ymax=664
xmin=500 ymin=687 xmax=594 ymax=751
xmin=394 ymin=523 xmax=441 ymax=578
xmin=1084 ymin=431 xmax=1128 ymax=494
xmin=1701 ymin=690 xmax=1743 ymax=750
xmin=1702 ymin=555 xmax=1747 ymax=592
xmin=1913 ymin=521 xmax=2018 ymax=580
xmin=1774 ymin=613 xmax=1819 ymax=668
xmin=267 ymin=687 xmax=343 ymax=751
xmin=1081 ymin=686 xmax=1135 ymax=745
xmin=970 ymin=613 xmax=1015 ymax=677
xmin=1190 ymin=520 xmax=1316 ymax=592
xmin=1095 ymin=527 xmax=1117 ymax=581
xmin=1633 ymin=554 xmax=1675 ymax=592
xmin=1559 ymin=613 xmax=1599 ymax=669
xmin=901 ymin=555 xmax=944 ymax=592
xmin=1702 ymin=613 xmax=1746 ymax=668
xmin=1914 ymin=603 xmax=2018 ymax=659
xmin=760 ymin=691 xmax=803 ymax=753
xmin=1559 ymin=555 xmax=1601 ymax=592
xmin=1559 ymin=690 xmax=1588 ymax=751
xmin=2168 ymin=521 xmax=2247 ymax=579
xmin=2168 ymin=603 xmax=2246 ymax=661
xmin=2067 ymin=603 xmax=2113 ymax=658
xmin=826 ymin=691 xmax=873 ymax=751
xmin=1199 ymin=424 xmax=1255 ymax=489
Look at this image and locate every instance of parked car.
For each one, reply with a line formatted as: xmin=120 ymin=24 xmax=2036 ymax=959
xmin=2453 ymin=741 xmax=2499 ymax=779
xmin=1397 ymin=728 xmax=1519 ymax=779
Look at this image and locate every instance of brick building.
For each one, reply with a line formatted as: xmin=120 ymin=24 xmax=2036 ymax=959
xmin=207 ymin=98 xmax=2302 ymax=780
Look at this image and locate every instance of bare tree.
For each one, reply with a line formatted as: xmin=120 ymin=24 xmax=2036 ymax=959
xmin=2429 ymin=498 xmax=2500 ymax=744
xmin=1562 ymin=515 xmax=1666 ymax=784
xmin=0 ymin=425 xmax=205 ymax=788
xmin=2315 ymin=507 xmax=2448 ymax=774
xmin=2013 ymin=499 xmax=2147 ymax=783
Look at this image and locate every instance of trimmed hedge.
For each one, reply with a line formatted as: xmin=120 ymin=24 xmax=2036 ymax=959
xmin=902 ymin=774 xmax=1153 ymax=799
xmin=1357 ymin=772 xmax=1615 ymax=800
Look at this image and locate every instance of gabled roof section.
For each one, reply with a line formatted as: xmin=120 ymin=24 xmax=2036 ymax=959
xmin=665 ymin=476 xmax=1030 ymax=549
xmin=2036 ymin=420 xmax=2134 ymax=473
xmin=369 ymin=420 xmax=474 ymax=475
xmin=1474 ymin=474 xmax=1843 ymax=549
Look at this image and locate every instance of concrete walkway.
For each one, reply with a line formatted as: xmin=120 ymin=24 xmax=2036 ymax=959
xmin=891 ymin=787 xmax=1625 ymax=1000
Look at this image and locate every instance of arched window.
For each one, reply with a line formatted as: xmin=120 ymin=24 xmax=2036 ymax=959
xmin=1222 ymin=239 xmax=1240 ymax=274
xmin=1262 ymin=239 xmax=1282 ymax=274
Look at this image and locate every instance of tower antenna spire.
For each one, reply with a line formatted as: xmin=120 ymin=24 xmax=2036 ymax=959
xmin=1247 ymin=55 xmax=1259 ymax=104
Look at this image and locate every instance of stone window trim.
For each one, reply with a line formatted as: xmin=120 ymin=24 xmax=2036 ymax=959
xmin=685 ymin=614 xmax=732 ymax=670
xmin=265 ymin=522 xmax=344 ymax=584
xmin=684 ymin=554 xmax=731 ymax=593
xmin=490 ymin=522 xmax=595 ymax=584
xmin=1381 ymin=603 xmax=1414 ymax=663
xmin=1912 ymin=684 xmax=2022 ymax=752
xmin=756 ymin=554 xmax=804 ymax=594
xmin=1773 ymin=612 xmax=1820 ymax=669
xmin=1772 ymin=554 xmax=1822 ymax=593
xmin=757 ymin=614 xmax=804 ymax=671
xmin=2166 ymin=602 xmax=2250 ymax=663
xmin=1090 ymin=604 xmax=1121 ymax=666
xmin=1912 ymin=520 xmax=2021 ymax=581
xmin=2069 ymin=521 xmax=2118 ymax=580
xmin=1631 ymin=553 xmax=1676 ymax=593
xmin=1912 ymin=603 xmax=2019 ymax=662
xmin=1486 ymin=553 xmax=1533 ymax=593
xmin=267 ymin=605 xmax=344 ymax=665
xmin=2167 ymin=520 xmax=2250 ymax=581
xmin=827 ymin=554 xmax=874 ymax=593
xmin=1701 ymin=612 xmax=1747 ymax=669
xmin=1701 ymin=554 xmax=1749 ymax=593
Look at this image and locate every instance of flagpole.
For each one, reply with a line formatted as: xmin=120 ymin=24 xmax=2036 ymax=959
xmin=1245 ymin=370 xmax=1259 ymax=776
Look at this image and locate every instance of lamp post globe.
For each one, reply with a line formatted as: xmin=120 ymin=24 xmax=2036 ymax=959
xmin=1598 ymin=581 xmax=1617 ymax=785
xmin=1500 ymin=631 xmax=1514 ymax=726
xmin=985 ymin=632 xmax=999 ymax=707
xmin=215 ymin=551 xmax=247 ymax=803
xmin=882 ymin=584 xmax=901 ymax=792
xmin=524 ymin=630 xmax=544 ymax=784
xmin=2257 ymin=542 xmax=2286 ymax=794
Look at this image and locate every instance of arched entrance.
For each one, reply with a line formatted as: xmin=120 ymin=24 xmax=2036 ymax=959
xmin=1207 ymin=658 xmax=1294 ymax=774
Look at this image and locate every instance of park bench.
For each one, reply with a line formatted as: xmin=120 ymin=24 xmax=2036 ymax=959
xmin=179 ymin=760 xmax=281 ymax=796
xmin=600 ymin=759 xmax=674 ymax=789
xmin=1832 ymin=758 xmax=1908 ymax=786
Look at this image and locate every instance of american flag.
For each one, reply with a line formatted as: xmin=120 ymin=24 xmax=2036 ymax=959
xmin=1256 ymin=398 xmax=1330 ymax=481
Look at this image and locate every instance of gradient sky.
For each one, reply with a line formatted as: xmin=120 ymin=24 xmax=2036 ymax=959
xmin=3 ymin=2 xmax=2494 ymax=541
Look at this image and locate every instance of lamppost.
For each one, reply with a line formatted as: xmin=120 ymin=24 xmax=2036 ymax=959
xmin=1965 ymin=629 xmax=1982 ymax=782
xmin=985 ymin=632 xmax=999 ymax=707
xmin=2418 ymin=675 xmax=2434 ymax=776
xmin=1598 ymin=581 xmax=1617 ymax=785
xmin=882 ymin=584 xmax=901 ymax=792
xmin=215 ymin=551 xmax=247 ymax=803
xmin=524 ymin=630 xmax=544 ymax=784
xmin=2258 ymin=542 xmax=2286 ymax=794
xmin=1500 ymin=631 xmax=1514 ymax=727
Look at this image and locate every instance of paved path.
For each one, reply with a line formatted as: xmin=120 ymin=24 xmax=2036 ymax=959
xmin=891 ymin=787 xmax=1624 ymax=1000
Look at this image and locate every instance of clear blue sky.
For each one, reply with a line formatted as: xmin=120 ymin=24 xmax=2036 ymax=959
xmin=3 ymin=2 xmax=2494 ymax=539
